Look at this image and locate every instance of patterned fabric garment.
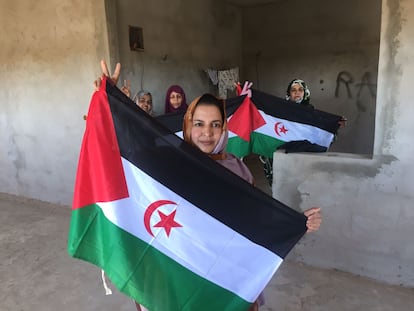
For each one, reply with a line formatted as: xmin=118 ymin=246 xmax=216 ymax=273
xmin=205 ymin=68 xmax=219 ymax=85
xmin=259 ymin=156 xmax=273 ymax=187
xmin=218 ymin=67 xmax=239 ymax=98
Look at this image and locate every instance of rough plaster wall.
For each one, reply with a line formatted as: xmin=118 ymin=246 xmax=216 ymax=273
xmin=273 ymin=0 xmax=414 ymax=287
xmin=109 ymin=0 xmax=242 ymax=115
xmin=0 ymin=0 xmax=110 ymax=205
xmin=241 ymin=0 xmax=381 ymax=154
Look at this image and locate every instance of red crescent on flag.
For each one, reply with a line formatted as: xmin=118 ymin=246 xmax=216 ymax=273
xmin=144 ymin=200 xmax=177 ymax=237
xmin=274 ymin=122 xmax=282 ymax=136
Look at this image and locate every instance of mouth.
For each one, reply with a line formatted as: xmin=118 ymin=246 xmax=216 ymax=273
xmin=199 ymin=140 xmax=214 ymax=146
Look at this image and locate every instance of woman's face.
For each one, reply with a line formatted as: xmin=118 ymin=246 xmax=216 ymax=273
xmin=289 ymin=83 xmax=304 ymax=103
xmin=137 ymin=94 xmax=152 ymax=114
xmin=169 ymin=91 xmax=183 ymax=109
xmin=190 ymin=104 xmax=223 ymax=154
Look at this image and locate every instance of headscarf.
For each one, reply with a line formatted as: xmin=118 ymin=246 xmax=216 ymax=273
xmin=133 ymin=90 xmax=153 ymax=115
xmin=165 ymin=85 xmax=188 ymax=113
xmin=286 ymin=78 xmax=311 ymax=106
xmin=183 ymin=94 xmax=228 ymax=158
xmin=183 ymin=94 xmax=254 ymax=184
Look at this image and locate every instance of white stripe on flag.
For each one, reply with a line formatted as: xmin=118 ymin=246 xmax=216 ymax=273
xmin=256 ymin=111 xmax=334 ymax=147
xmin=98 ymin=157 xmax=282 ymax=302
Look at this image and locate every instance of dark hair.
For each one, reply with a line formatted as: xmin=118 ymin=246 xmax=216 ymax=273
xmin=195 ymin=94 xmax=225 ymax=122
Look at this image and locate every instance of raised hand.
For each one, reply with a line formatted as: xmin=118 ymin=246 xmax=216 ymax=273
xmin=234 ymin=81 xmax=253 ymax=98
xmin=93 ymin=59 xmax=121 ymax=91
xmin=120 ymin=79 xmax=131 ymax=98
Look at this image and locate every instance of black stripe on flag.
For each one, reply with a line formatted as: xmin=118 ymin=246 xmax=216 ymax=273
xmin=106 ymin=82 xmax=307 ymax=259
xmin=156 ymin=90 xmax=342 ymax=135
xmin=251 ymin=89 xmax=342 ymax=134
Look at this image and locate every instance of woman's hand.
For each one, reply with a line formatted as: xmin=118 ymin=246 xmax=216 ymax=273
xmin=93 ymin=59 xmax=121 ymax=91
xmin=120 ymin=79 xmax=131 ymax=97
xmin=234 ymin=81 xmax=253 ymax=98
xmin=304 ymin=207 xmax=322 ymax=233
xmin=338 ymin=117 xmax=347 ymax=128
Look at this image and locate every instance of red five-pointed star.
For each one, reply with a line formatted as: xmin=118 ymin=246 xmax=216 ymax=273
xmin=153 ymin=210 xmax=182 ymax=237
xmin=279 ymin=125 xmax=288 ymax=134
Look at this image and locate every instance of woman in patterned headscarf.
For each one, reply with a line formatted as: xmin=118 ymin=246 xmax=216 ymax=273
xmin=132 ymin=90 xmax=154 ymax=115
xmin=285 ymin=78 xmax=313 ymax=108
xmin=261 ymin=79 xmax=313 ymax=186
xmin=164 ymin=85 xmax=188 ymax=113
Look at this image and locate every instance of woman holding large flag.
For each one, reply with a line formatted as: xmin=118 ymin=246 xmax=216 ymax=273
xmin=182 ymin=93 xmax=322 ymax=310
xmin=94 ymin=61 xmax=322 ymax=311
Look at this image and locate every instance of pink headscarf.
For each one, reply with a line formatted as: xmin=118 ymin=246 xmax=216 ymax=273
xmin=183 ymin=94 xmax=254 ymax=184
xmin=165 ymin=85 xmax=188 ymax=113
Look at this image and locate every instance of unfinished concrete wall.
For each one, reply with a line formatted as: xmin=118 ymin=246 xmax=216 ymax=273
xmin=109 ymin=0 xmax=242 ymax=115
xmin=242 ymin=0 xmax=382 ymax=154
xmin=0 ymin=0 xmax=110 ymax=204
xmin=273 ymin=0 xmax=414 ymax=287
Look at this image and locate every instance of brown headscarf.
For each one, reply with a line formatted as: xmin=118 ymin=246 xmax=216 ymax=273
xmin=183 ymin=94 xmax=254 ymax=184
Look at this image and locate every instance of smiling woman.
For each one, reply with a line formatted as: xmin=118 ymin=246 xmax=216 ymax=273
xmin=285 ymin=79 xmax=312 ymax=108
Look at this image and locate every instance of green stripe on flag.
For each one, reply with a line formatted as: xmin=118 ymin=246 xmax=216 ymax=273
xmin=68 ymin=204 xmax=252 ymax=311
xmin=226 ymin=132 xmax=285 ymax=158
xmin=226 ymin=137 xmax=252 ymax=158
xmin=251 ymin=132 xmax=285 ymax=158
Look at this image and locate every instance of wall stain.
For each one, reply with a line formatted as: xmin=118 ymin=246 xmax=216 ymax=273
xmin=381 ymin=0 xmax=404 ymax=152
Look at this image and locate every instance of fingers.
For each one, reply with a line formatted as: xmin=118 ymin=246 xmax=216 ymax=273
xmin=304 ymin=207 xmax=321 ymax=217
xmin=240 ymin=81 xmax=253 ymax=98
xmin=112 ymin=62 xmax=121 ymax=84
xmin=100 ymin=59 xmax=110 ymax=77
xmin=123 ymin=79 xmax=131 ymax=88
xmin=94 ymin=77 xmax=102 ymax=91
xmin=100 ymin=60 xmax=121 ymax=85
xmin=304 ymin=207 xmax=322 ymax=233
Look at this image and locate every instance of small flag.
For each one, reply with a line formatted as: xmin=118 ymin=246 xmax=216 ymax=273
xmin=157 ymin=90 xmax=342 ymax=158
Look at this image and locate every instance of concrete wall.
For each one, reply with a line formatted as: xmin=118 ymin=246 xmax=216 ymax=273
xmin=0 ymin=0 xmax=241 ymax=204
xmin=0 ymin=0 xmax=110 ymax=204
xmin=242 ymin=0 xmax=382 ymax=154
xmin=110 ymin=0 xmax=242 ymax=115
xmin=273 ymin=0 xmax=414 ymax=287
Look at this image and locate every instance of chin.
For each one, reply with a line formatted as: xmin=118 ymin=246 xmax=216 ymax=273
xmin=197 ymin=146 xmax=214 ymax=154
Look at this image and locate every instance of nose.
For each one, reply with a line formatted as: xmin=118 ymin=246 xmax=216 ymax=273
xmin=202 ymin=126 xmax=213 ymax=137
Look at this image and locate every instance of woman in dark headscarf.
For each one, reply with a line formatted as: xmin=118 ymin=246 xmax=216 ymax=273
xmin=164 ymin=85 xmax=188 ymax=113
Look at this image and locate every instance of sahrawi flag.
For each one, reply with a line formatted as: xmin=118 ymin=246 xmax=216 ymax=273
xmin=68 ymin=77 xmax=307 ymax=311
xmin=156 ymin=90 xmax=342 ymax=158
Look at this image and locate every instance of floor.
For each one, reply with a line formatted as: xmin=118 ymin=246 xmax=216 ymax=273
xmin=1 ymin=155 xmax=413 ymax=311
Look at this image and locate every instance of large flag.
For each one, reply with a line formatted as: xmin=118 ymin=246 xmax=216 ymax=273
xmin=157 ymin=90 xmax=343 ymax=158
xmin=68 ymin=78 xmax=307 ymax=311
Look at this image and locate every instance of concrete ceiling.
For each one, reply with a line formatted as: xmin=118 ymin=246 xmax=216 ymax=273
xmin=225 ymin=0 xmax=282 ymax=7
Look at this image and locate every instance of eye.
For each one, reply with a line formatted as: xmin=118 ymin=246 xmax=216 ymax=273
xmin=212 ymin=122 xmax=222 ymax=128
xmin=193 ymin=121 xmax=202 ymax=127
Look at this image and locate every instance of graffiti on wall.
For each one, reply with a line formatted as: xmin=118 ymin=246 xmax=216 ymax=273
xmin=335 ymin=71 xmax=377 ymax=113
xmin=335 ymin=71 xmax=376 ymax=99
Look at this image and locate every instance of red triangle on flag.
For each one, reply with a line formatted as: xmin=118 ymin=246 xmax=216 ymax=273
xmin=72 ymin=78 xmax=129 ymax=209
xmin=227 ymin=96 xmax=266 ymax=142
